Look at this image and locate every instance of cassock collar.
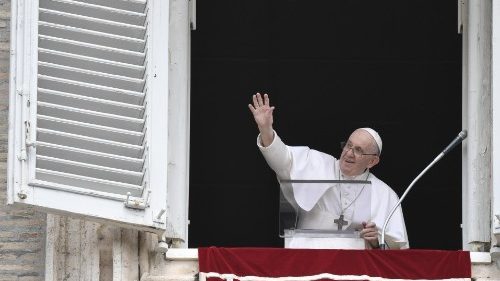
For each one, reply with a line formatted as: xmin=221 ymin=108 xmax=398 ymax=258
xmin=340 ymin=168 xmax=370 ymax=181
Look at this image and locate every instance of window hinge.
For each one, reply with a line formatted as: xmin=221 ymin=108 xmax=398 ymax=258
xmin=18 ymin=90 xmax=31 ymax=106
xmin=458 ymin=0 xmax=465 ymax=34
xmin=494 ymin=214 xmax=500 ymax=234
xmin=18 ymin=120 xmax=35 ymax=161
xmin=124 ymin=190 xmax=150 ymax=210
xmin=17 ymin=149 xmax=27 ymax=161
xmin=189 ymin=0 xmax=196 ymax=30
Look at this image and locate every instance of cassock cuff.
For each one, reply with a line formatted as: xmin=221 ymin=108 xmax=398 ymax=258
xmin=257 ymin=130 xmax=278 ymax=149
xmin=256 ymin=131 xmax=292 ymax=177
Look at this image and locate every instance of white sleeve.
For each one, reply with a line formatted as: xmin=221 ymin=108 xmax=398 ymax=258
xmin=257 ymin=131 xmax=292 ymax=180
xmin=257 ymin=133 xmax=336 ymax=212
xmin=368 ymin=177 xmax=410 ymax=249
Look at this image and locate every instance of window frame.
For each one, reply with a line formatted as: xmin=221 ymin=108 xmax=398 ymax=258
xmin=7 ymin=0 xmax=188 ymax=239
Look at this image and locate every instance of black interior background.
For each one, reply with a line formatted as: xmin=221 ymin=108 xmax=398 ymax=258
xmin=189 ymin=0 xmax=462 ymax=249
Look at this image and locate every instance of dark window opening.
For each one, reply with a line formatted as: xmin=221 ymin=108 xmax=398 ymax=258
xmin=189 ymin=0 xmax=462 ymax=249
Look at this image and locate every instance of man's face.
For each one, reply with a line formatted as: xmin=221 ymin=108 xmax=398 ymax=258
xmin=339 ymin=129 xmax=380 ymax=177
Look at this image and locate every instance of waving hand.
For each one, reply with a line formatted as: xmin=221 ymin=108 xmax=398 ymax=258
xmin=248 ymin=93 xmax=275 ymax=146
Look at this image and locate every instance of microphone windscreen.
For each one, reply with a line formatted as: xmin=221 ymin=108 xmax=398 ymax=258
xmin=459 ymin=130 xmax=467 ymax=139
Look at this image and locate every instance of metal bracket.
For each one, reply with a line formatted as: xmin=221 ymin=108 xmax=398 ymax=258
xmin=24 ymin=120 xmax=30 ymax=143
xmin=458 ymin=0 xmax=465 ymax=34
xmin=189 ymin=0 xmax=196 ymax=30
xmin=18 ymin=89 xmax=31 ymax=106
xmin=124 ymin=191 xmax=150 ymax=210
xmin=494 ymin=215 xmax=500 ymax=244
xmin=18 ymin=150 xmax=27 ymax=161
xmin=494 ymin=214 xmax=500 ymax=230
xmin=19 ymin=121 xmax=36 ymax=161
xmin=154 ymin=208 xmax=166 ymax=224
xmin=17 ymin=191 xmax=27 ymax=200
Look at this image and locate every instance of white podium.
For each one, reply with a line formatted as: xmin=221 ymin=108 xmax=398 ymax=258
xmin=283 ymin=229 xmax=365 ymax=249
xmin=278 ymin=179 xmax=371 ymax=250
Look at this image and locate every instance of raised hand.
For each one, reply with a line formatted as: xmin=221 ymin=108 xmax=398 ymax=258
xmin=248 ymin=93 xmax=275 ymax=147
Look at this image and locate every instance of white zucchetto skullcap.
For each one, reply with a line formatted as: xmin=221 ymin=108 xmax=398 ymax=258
xmin=360 ymin=127 xmax=382 ymax=155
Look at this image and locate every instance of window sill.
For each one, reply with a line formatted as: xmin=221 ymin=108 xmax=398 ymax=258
xmin=165 ymin=249 xmax=492 ymax=264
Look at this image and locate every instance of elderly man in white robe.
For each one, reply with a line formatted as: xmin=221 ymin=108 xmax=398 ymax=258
xmin=248 ymin=93 xmax=409 ymax=249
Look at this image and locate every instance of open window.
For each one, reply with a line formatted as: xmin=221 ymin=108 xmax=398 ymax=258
xmin=8 ymin=0 xmax=186 ymax=239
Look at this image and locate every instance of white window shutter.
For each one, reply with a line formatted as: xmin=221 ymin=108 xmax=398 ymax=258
xmin=8 ymin=0 xmax=178 ymax=237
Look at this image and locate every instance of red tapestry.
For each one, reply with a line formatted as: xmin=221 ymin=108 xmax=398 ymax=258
xmin=198 ymin=247 xmax=471 ymax=281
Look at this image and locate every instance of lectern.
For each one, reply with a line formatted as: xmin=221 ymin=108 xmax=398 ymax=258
xmin=279 ymin=179 xmax=369 ymax=249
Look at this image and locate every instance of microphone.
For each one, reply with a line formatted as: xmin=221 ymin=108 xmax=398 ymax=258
xmin=380 ymin=130 xmax=467 ymax=250
xmin=441 ymin=130 xmax=467 ymax=156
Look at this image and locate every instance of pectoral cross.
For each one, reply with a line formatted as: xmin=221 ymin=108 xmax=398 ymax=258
xmin=334 ymin=215 xmax=348 ymax=230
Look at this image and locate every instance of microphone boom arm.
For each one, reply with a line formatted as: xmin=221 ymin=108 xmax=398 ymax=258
xmin=380 ymin=153 xmax=443 ymax=249
xmin=379 ymin=130 xmax=467 ymax=250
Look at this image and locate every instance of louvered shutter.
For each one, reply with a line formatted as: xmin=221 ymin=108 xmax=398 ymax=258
xmin=37 ymin=0 xmax=149 ymax=200
xmin=9 ymin=0 xmax=175 ymax=236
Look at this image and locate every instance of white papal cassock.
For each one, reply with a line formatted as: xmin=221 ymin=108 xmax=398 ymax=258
xmin=257 ymin=131 xmax=409 ymax=249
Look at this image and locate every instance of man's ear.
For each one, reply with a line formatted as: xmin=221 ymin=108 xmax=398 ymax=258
xmin=367 ymin=156 xmax=380 ymax=169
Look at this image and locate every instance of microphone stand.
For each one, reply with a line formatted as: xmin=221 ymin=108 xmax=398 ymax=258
xmin=379 ymin=130 xmax=467 ymax=249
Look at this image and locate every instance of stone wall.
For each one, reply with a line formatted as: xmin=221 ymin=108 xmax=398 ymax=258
xmin=0 ymin=1 xmax=46 ymax=280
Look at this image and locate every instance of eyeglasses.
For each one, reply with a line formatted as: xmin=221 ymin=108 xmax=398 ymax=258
xmin=340 ymin=141 xmax=378 ymax=158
